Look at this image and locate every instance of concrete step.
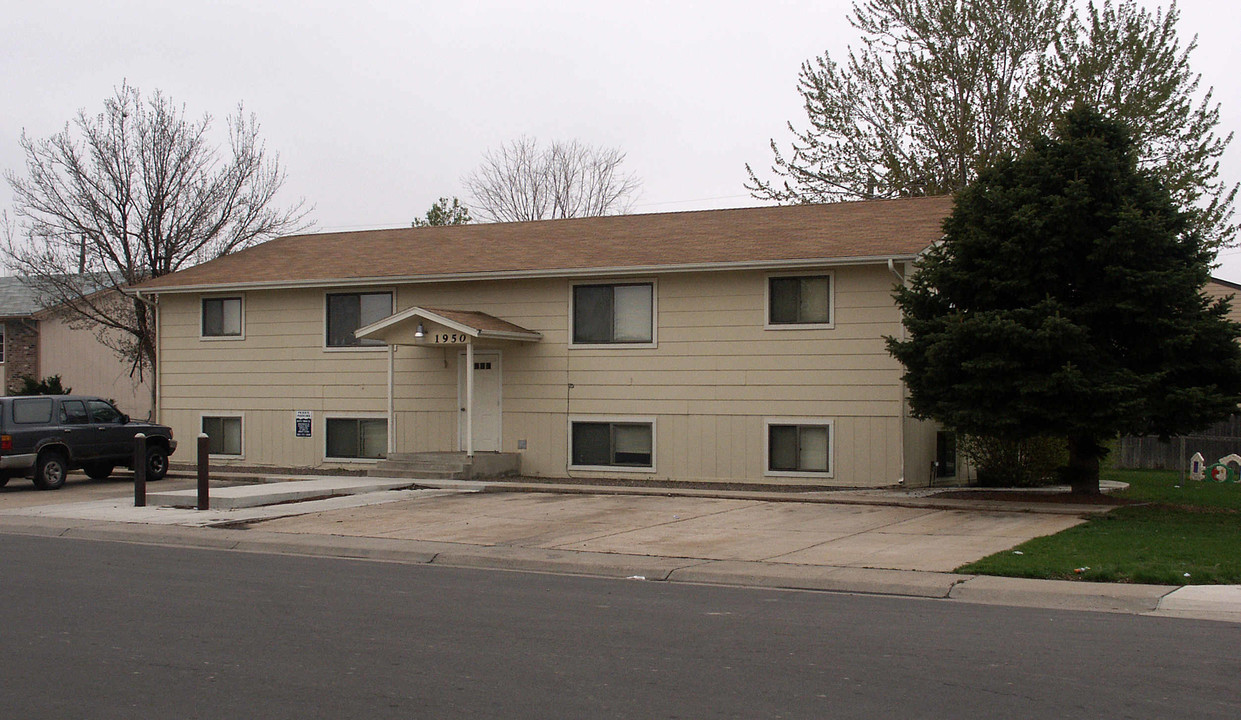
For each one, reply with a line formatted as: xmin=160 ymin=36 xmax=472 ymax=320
xmin=374 ymin=460 xmax=469 ymax=473
xmin=368 ymin=467 xmax=462 ymax=480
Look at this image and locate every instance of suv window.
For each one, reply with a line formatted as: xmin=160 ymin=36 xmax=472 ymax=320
xmin=13 ymin=398 xmax=54 ymax=424
xmin=60 ymin=400 xmax=89 ymax=424
xmin=87 ymin=400 xmax=123 ymax=424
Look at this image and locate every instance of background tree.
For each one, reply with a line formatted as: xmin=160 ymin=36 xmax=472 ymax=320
xmin=412 ymin=196 xmax=472 ymax=227
xmin=746 ymin=0 xmax=1236 ymax=247
xmin=887 ymin=107 xmax=1241 ymax=494
xmin=4 ymin=83 xmax=309 ymax=410
xmin=463 ymin=136 xmax=641 ymax=222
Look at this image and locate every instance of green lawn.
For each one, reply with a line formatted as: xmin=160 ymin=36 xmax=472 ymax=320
xmin=955 ymin=469 xmax=1241 ymax=585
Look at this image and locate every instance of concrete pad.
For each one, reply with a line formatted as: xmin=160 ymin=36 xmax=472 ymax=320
xmin=878 ymin=509 xmax=1086 ymax=538
xmin=771 ymin=531 xmax=1037 ymax=572
xmin=949 ymin=575 xmax=1170 ymax=613
xmin=146 ymin=477 xmax=417 ymax=509
xmin=1154 ymin=585 xmax=1241 ymax=622
xmin=668 ymin=561 xmax=966 ymax=597
xmin=703 ymin=502 xmax=936 ymax=534
xmin=554 ymin=519 xmax=836 ymax=562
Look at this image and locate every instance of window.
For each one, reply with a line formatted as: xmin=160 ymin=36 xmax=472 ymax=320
xmin=87 ymin=399 xmax=123 ymax=424
xmin=572 ymin=283 xmax=653 ymax=345
xmin=326 ymin=418 xmax=387 ymax=459
xmin=59 ymin=401 xmax=88 ymax=424
xmin=570 ymin=420 xmax=654 ymax=469
xmin=203 ymin=416 xmax=243 ymax=456
xmin=326 ymin=292 xmax=392 ymax=347
xmin=12 ymin=398 xmax=53 ymax=424
xmin=202 ymin=297 xmax=243 ymax=338
xmin=768 ymin=274 xmax=831 ymax=326
xmin=767 ymin=421 xmax=832 ymax=475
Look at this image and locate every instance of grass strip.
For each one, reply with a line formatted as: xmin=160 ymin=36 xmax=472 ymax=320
xmin=956 ymin=469 xmax=1241 ymax=585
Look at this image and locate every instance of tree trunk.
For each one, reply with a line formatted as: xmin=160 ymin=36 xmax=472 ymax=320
xmin=1064 ymin=435 xmax=1103 ymax=495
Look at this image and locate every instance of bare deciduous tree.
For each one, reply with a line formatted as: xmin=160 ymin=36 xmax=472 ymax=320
xmin=746 ymin=0 xmax=1235 ymax=247
xmin=463 ymin=137 xmax=641 ymax=222
xmin=4 ymin=82 xmax=310 ymax=411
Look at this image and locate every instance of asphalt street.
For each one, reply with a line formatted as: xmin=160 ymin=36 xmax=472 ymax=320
xmin=3 ymin=534 xmax=1238 ymax=719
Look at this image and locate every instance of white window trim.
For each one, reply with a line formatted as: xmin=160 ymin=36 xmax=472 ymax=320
xmin=763 ymin=417 xmax=835 ymax=478
xmin=199 ymin=295 xmax=246 ymax=341
xmin=323 ymin=413 xmax=389 ymax=462
xmin=199 ymin=412 xmax=245 ymax=460
xmin=764 ymin=271 xmax=835 ymax=330
xmin=323 ymin=289 xmax=396 ymax=352
xmin=568 ymin=279 xmax=658 ymax=349
xmin=567 ymin=415 xmax=657 ymax=473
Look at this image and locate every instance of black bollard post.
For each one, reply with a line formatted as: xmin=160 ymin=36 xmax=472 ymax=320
xmin=197 ymin=433 xmax=210 ymax=511
xmin=133 ymin=433 xmax=147 ymax=507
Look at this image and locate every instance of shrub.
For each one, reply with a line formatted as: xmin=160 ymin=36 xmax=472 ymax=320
xmin=15 ymin=375 xmax=71 ymax=396
xmin=959 ymin=435 xmax=1067 ymax=487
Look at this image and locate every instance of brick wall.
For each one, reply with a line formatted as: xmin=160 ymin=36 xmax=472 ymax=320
xmin=2 ymin=320 xmax=39 ymax=395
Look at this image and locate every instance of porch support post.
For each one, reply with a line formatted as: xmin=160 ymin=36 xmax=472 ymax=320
xmin=387 ymin=343 xmax=395 ymax=456
xmin=465 ymin=340 xmax=475 ymax=457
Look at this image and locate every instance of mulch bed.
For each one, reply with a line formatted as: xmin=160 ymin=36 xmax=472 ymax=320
xmin=932 ymin=490 xmax=1139 ymax=505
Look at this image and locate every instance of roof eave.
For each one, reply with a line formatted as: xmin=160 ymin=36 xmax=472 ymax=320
xmin=125 ymin=253 xmax=929 ymax=296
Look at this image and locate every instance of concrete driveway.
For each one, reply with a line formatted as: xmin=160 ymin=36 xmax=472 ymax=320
xmin=255 ymin=491 xmax=1086 ymax=573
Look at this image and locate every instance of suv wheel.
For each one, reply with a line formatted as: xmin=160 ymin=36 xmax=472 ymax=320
xmin=33 ymin=451 xmax=69 ymax=490
xmin=146 ymin=446 xmax=169 ymax=481
xmin=0 ymin=474 xmax=10 ymax=488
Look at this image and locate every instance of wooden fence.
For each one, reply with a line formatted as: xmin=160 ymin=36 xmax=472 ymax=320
xmin=1115 ymin=415 xmax=1241 ymax=471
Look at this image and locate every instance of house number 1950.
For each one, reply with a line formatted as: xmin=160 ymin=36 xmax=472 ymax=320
xmin=432 ymin=333 xmax=467 ymax=344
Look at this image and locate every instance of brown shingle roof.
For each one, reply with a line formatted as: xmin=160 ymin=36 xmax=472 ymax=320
xmin=134 ymin=196 xmax=953 ymax=292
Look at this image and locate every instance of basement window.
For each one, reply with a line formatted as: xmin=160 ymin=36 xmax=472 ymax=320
xmin=766 ymin=420 xmax=833 ymax=476
xmin=326 ymin=417 xmax=388 ymax=459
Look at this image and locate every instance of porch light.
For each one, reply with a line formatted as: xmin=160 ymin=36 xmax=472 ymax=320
xmin=414 ymin=322 xmax=426 ymax=338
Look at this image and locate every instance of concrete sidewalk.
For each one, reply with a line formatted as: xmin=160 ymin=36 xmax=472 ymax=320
xmin=1 ymin=474 xmax=1238 ymax=623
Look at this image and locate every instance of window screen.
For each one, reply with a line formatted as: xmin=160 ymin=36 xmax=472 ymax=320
xmin=202 ymin=297 xmax=243 ymax=336
xmin=203 ymin=416 xmax=243 ymax=455
xmin=573 ymin=284 xmax=653 ymax=344
xmin=571 ymin=421 xmax=653 ymax=467
xmin=769 ymin=276 xmax=830 ymax=325
xmin=326 ymin=418 xmax=388 ymax=458
xmin=326 ymin=292 xmax=392 ymax=347
xmin=768 ymin=423 xmax=831 ymax=473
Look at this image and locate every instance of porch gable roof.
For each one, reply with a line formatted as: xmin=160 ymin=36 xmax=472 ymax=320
xmin=356 ymin=306 xmax=543 ymax=344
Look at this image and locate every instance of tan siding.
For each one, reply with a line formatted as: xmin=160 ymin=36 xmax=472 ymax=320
xmin=158 ymin=266 xmax=910 ymax=485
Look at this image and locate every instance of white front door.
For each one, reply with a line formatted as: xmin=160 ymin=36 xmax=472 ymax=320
xmin=458 ymin=350 xmax=501 ymax=452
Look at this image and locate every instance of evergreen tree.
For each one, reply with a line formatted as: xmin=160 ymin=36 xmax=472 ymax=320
xmin=887 ymin=106 xmax=1241 ymax=493
xmin=412 ymin=197 xmax=472 ymax=227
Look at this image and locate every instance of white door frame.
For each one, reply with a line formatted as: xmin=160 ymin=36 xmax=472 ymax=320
xmin=458 ymin=348 xmax=502 ymax=454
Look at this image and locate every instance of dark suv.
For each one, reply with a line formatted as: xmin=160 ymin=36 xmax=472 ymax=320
xmin=0 ymin=395 xmax=177 ymax=490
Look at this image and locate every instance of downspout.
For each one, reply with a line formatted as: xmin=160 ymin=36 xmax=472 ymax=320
xmin=132 ymin=289 xmax=159 ymax=422
xmin=888 ymin=259 xmax=907 ymax=487
xmin=387 ymin=343 xmax=395 ymax=457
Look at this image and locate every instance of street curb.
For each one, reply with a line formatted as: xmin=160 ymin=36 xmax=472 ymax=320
xmin=948 ymin=575 xmax=1172 ymax=614
xmin=6 ymin=515 xmax=1228 ymax=621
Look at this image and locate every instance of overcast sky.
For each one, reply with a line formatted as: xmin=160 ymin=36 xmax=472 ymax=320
xmin=4 ymin=1 xmax=1241 ymax=279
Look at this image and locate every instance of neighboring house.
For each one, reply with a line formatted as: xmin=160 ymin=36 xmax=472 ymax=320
xmin=0 ymin=276 xmax=41 ymax=394
xmin=131 ymin=197 xmax=960 ymax=488
xmin=0 ymin=276 xmax=151 ymax=419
